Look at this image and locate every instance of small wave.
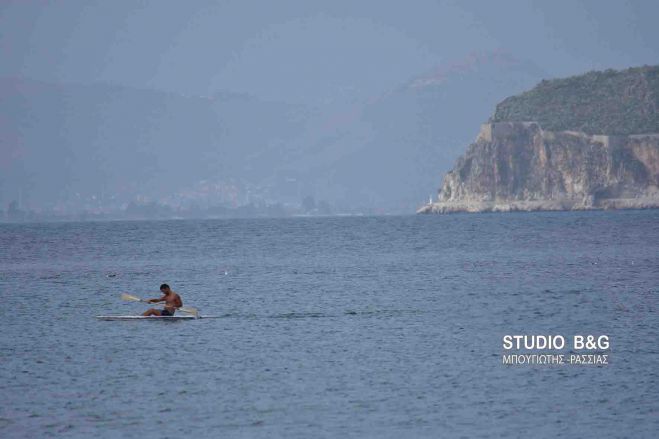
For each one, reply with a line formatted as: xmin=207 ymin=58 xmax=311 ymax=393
xmin=344 ymin=309 xmax=425 ymax=317
xmin=204 ymin=309 xmax=425 ymax=320
xmin=270 ymin=312 xmax=327 ymax=319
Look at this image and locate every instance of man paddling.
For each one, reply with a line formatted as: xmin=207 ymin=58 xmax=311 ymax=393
xmin=142 ymin=284 xmax=183 ymax=316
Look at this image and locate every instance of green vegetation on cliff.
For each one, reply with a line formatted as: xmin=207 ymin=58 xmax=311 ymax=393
xmin=491 ymin=65 xmax=659 ymax=135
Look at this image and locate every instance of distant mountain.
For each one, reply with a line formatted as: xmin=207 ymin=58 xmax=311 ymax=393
xmin=0 ymin=78 xmax=308 ymax=211
xmin=0 ymin=51 xmax=546 ymax=214
xmin=280 ymin=51 xmax=545 ymax=211
xmin=1 ymin=78 xmax=223 ymax=209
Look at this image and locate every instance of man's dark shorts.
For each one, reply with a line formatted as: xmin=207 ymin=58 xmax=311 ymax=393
xmin=161 ymin=309 xmax=174 ymax=316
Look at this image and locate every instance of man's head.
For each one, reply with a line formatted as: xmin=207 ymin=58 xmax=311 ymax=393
xmin=160 ymin=283 xmax=171 ymax=293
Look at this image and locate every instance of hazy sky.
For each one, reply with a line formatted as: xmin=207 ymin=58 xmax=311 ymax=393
xmin=2 ymin=0 xmax=658 ymax=104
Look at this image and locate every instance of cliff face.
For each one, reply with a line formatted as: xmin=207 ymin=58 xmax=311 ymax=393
xmin=419 ymin=122 xmax=659 ymax=213
xmin=420 ymin=66 xmax=659 ymax=214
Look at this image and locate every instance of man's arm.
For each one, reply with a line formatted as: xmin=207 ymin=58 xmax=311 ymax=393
xmin=147 ymin=295 xmax=166 ymax=303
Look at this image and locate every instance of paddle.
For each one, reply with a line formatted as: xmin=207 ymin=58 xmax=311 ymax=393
xmin=121 ymin=293 xmax=200 ymax=317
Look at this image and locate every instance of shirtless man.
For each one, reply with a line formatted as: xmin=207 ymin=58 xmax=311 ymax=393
xmin=142 ymin=284 xmax=183 ymax=316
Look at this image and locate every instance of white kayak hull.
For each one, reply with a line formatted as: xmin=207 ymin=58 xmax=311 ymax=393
xmin=96 ymin=315 xmax=217 ymax=321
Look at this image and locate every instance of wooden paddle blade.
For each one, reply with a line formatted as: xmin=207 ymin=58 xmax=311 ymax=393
xmin=121 ymin=293 xmax=142 ymax=302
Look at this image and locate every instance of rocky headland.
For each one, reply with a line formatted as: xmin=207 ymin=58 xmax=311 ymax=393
xmin=419 ymin=65 xmax=659 ymax=213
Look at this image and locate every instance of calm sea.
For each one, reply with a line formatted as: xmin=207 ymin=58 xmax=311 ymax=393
xmin=1 ymin=212 xmax=658 ymax=438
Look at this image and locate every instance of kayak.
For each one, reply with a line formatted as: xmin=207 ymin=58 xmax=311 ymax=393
xmin=96 ymin=315 xmax=218 ymax=321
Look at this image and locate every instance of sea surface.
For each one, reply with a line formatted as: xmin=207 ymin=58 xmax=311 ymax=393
xmin=1 ymin=211 xmax=658 ymax=438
